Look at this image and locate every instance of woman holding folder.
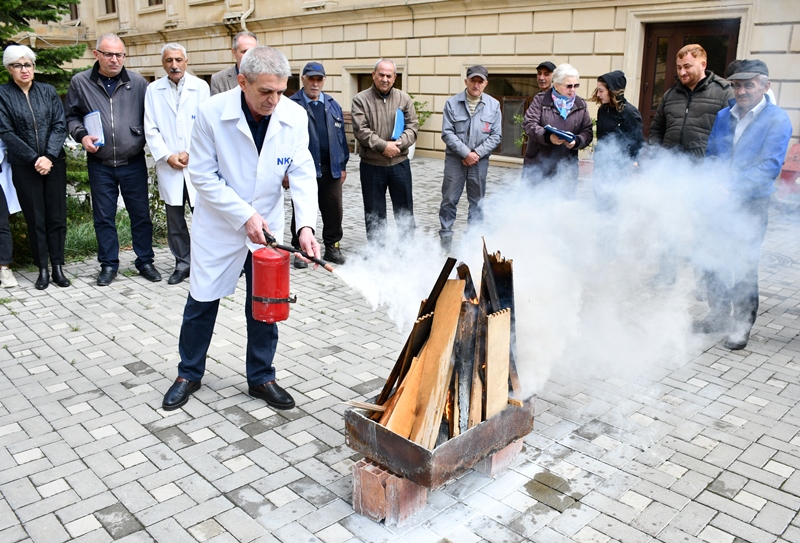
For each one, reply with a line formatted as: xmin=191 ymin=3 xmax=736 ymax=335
xmin=522 ymin=63 xmax=593 ymax=197
xmin=0 ymin=45 xmax=69 ymax=289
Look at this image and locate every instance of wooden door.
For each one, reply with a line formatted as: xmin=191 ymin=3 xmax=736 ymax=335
xmin=639 ymin=19 xmax=739 ymax=138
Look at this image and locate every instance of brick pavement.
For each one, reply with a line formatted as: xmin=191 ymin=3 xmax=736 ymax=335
xmin=2 ymin=155 xmax=800 ymax=542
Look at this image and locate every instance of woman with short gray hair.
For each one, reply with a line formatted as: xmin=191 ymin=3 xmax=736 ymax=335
xmin=522 ymin=63 xmax=593 ymax=195
xmin=0 ymin=44 xmax=70 ymax=289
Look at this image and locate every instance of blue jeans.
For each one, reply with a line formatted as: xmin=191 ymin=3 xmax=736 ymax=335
xmin=87 ymin=155 xmax=154 ymax=270
xmin=359 ymin=160 xmax=414 ymax=241
xmin=177 ymin=252 xmax=279 ymax=387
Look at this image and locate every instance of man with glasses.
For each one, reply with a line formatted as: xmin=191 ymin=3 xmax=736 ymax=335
xmin=694 ymin=60 xmax=792 ymax=350
xmin=65 ymin=33 xmax=161 ymax=286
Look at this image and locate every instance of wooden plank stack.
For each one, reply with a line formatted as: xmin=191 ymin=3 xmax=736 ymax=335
xmin=363 ymin=241 xmax=519 ymax=450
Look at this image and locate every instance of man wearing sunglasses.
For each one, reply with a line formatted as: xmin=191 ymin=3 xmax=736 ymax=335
xmin=65 ymin=34 xmax=160 ymax=287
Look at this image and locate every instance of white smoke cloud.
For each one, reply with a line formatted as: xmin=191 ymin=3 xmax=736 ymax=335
xmin=336 ymin=143 xmax=755 ymax=398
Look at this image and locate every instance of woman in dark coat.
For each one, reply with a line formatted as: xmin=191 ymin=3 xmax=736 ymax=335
xmin=0 ymin=45 xmax=70 ymax=289
xmin=522 ymin=63 xmax=593 ymax=197
xmin=590 ymin=70 xmax=644 ymax=211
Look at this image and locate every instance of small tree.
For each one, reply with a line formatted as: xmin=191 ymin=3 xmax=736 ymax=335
xmin=0 ymin=0 xmax=86 ymax=93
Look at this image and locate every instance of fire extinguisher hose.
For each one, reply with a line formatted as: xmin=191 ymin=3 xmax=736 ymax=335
xmin=262 ymin=230 xmax=335 ymax=273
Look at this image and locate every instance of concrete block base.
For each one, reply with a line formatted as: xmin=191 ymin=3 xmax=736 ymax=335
xmin=352 ymin=459 xmax=427 ymax=526
xmin=473 ymin=439 xmax=524 ymax=477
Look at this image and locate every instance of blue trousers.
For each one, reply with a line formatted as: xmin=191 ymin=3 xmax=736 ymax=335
xmin=87 ymin=155 xmax=154 ymax=270
xmin=359 ymin=160 xmax=414 ymax=241
xmin=177 ymin=252 xmax=279 ymax=387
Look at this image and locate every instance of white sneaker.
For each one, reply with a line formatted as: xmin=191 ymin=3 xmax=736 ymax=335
xmin=0 ymin=266 xmax=18 ymax=288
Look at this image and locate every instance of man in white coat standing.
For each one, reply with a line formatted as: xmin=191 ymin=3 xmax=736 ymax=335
xmin=162 ymin=46 xmax=320 ymax=412
xmin=144 ymin=43 xmax=210 ymax=285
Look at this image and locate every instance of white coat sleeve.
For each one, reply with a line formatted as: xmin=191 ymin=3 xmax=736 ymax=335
xmin=144 ymin=85 xmax=171 ymax=163
xmin=188 ymin=107 xmax=257 ymax=231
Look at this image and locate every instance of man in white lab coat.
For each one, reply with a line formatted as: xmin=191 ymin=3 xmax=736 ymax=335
xmin=162 ymin=46 xmax=320 ymax=412
xmin=144 ymin=43 xmax=210 ymax=285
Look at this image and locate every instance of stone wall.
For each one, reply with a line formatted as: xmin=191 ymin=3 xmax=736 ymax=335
xmin=32 ymin=0 xmax=800 ymax=158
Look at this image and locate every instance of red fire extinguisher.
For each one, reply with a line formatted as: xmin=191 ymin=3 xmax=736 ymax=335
xmin=252 ymin=247 xmax=296 ymax=324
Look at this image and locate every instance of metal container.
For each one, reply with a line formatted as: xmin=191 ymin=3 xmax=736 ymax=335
xmin=344 ymin=397 xmax=534 ymax=490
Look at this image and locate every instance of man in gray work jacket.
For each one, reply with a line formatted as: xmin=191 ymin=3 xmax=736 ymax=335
xmin=439 ymin=65 xmax=502 ymax=251
xmin=65 ymin=33 xmax=160 ymax=287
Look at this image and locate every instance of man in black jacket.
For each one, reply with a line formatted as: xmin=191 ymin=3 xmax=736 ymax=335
xmin=649 ymin=44 xmax=733 ymax=159
xmin=65 ymin=34 xmax=160 ymax=286
xmin=647 ymin=44 xmax=734 ymax=287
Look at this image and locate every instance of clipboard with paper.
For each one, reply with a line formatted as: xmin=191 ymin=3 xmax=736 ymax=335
xmin=83 ymin=111 xmax=105 ymax=147
xmin=544 ymin=124 xmax=576 ymax=143
xmin=390 ymin=108 xmax=404 ymax=141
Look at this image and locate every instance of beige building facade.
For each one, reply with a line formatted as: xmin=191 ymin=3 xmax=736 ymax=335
xmin=27 ymin=0 xmax=800 ymax=162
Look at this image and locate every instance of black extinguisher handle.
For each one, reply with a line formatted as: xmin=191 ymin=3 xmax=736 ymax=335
xmin=262 ymin=229 xmax=335 ymax=273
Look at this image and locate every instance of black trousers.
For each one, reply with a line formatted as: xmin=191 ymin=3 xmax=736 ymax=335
xmin=0 ymin=184 xmax=12 ymax=265
xmin=359 ymin=160 xmax=414 ymax=241
xmin=11 ymin=160 xmax=67 ymax=268
xmin=166 ymin=183 xmax=192 ymax=272
xmin=290 ymin=171 xmax=343 ymax=248
xmin=705 ymin=197 xmax=769 ymax=328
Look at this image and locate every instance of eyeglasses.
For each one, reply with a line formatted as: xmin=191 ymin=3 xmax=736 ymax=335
xmin=97 ymin=50 xmax=126 ymax=60
xmin=10 ymin=63 xmax=34 ymax=71
xmin=561 ymin=83 xmax=580 ymax=90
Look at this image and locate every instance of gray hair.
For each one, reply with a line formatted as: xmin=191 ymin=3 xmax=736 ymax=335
xmin=239 ymin=46 xmax=291 ymax=82
xmin=161 ymin=43 xmax=187 ymax=58
xmin=374 ymin=58 xmax=396 ymax=74
xmin=96 ymin=33 xmax=124 ymax=51
xmin=552 ymin=63 xmax=580 ymax=86
xmin=232 ymin=31 xmax=258 ymax=51
xmin=3 ymin=45 xmax=36 ymax=70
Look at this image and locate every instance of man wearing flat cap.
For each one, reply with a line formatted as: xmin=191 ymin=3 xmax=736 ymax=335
xmin=693 ymin=59 xmax=793 ymax=350
xmin=438 ymin=65 xmax=502 ymax=252
xmin=286 ymin=61 xmax=349 ymax=266
xmin=536 ymin=61 xmax=556 ymax=93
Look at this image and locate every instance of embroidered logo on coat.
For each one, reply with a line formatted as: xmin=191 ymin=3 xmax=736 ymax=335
xmin=277 ymin=157 xmax=292 ymax=166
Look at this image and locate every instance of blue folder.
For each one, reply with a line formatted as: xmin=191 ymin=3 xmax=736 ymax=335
xmin=390 ymin=108 xmax=404 ymax=140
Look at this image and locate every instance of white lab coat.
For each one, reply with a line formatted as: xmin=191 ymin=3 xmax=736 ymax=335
xmin=187 ymin=88 xmax=318 ymax=301
xmin=0 ymin=139 xmax=20 ymax=214
xmin=144 ymin=73 xmax=210 ymax=206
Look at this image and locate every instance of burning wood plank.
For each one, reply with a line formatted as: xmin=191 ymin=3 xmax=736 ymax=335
xmin=485 ymin=309 xmax=511 ymax=419
xmin=375 ymin=258 xmax=456 ymax=407
xmin=384 ymin=342 xmax=428 ymax=438
xmin=453 ymin=299 xmax=478 ymax=434
xmin=486 ymin=251 xmax=522 ymax=399
xmin=409 ymin=280 xmax=465 ymax=449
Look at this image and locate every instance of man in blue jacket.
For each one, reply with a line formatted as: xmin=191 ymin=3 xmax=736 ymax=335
xmin=286 ymin=62 xmax=349 ymax=265
xmin=439 ymin=65 xmax=502 ymax=252
xmin=694 ymin=59 xmax=793 ymax=350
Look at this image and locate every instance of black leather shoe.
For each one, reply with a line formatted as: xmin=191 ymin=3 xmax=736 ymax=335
xmin=51 ymin=265 xmax=71 ymax=288
xmin=249 ymin=381 xmax=295 ymax=410
xmin=35 ymin=268 xmax=49 ymax=290
xmin=97 ymin=266 xmax=117 ymax=286
xmin=323 ymin=244 xmax=346 ymax=265
xmin=293 ymin=255 xmax=308 ymax=269
xmin=691 ymin=311 xmax=730 ymax=334
xmin=724 ymin=326 xmax=751 ymax=351
xmin=168 ymin=269 xmax=189 ymax=285
xmin=139 ymin=263 xmax=162 ymax=282
xmin=162 ymin=378 xmax=201 ymax=411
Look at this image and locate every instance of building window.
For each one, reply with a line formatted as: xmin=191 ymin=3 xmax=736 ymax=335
xmin=485 ymin=74 xmax=538 ymax=158
xmin=105 ymin=0 xmax=116 ymax=14
xmin=69 ymin=3 xmax=79 ymax=19
xmin=148 ymin=0 xmax=163 ymax=5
